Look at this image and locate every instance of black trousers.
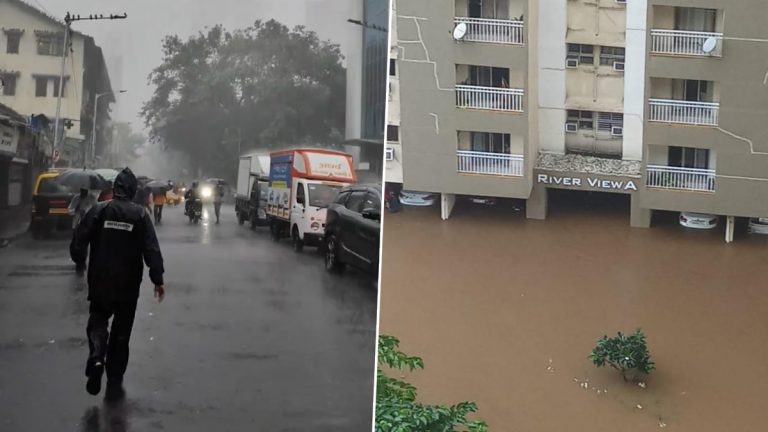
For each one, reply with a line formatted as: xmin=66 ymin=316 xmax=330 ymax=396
xmin=154 ymin=204 xmax=163 ymax=222
xmin=86 ymin=299 xmax=138 ymax=382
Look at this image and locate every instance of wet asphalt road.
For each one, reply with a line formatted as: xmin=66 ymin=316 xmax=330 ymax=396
xmin=0 ymin=204 xmax=377 ymax=431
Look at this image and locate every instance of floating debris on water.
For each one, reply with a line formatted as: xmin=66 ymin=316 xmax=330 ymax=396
xmin=659 ymin=418 xmax=667 ymax=428
xmin=48 ymin=339 xmax=55 ymax=344
xmin=546 ymin=358 xmax=555 ymax=372
xmin=638 ymin=382 xmax=646 ymax=388
xmin=636 ymin=404 xmax=643 ymax=410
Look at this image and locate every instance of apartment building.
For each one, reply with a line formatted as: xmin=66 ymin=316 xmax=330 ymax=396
xmin=0 ymin=0 xmax=114 ymax=167
xmin=393 ymin=0 xmax=768 ymax=241
xmin=385 ymin=1 xmax=402 ymax=184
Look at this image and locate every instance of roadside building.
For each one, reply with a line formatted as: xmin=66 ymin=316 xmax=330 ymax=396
xmin=394 ymin=0 xmax=768 ymax=241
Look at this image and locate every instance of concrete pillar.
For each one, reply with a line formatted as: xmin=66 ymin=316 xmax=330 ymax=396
xmin=441 ymin=193 xmax=456 ymax=220
xmin=526 ymin=183 xmax=548 ymax=220
xmin=630 ymin=195 xmax=652 ymax=228
xmin=726 ymin=216 xmax=735 ymax=243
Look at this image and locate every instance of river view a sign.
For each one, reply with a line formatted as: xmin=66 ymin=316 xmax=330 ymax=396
xmin=537 ymin=173 xmax=638 ymax=192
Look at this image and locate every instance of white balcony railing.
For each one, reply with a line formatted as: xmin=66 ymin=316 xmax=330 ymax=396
xmin=457 ymin=151 xmax=524 ymax=177
xmin=649 ymin=98 xmax=719 ymax=126
xmin=646 ymin=165 xmax=715 ymax=192
xmin=650 ymin=29 xmax=723 ymax=57
xmin=455 ymin=17 xmax=524 ymax=45
xmin=456 ymin=85 xmax=524 ymax=112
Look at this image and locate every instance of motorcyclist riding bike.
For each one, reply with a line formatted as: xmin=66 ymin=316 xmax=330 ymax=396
xmin=184 ymin=182 xmax=199 ymax=216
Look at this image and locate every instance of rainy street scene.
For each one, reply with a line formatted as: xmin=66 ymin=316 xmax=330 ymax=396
xmin=0 ymin=0 xmax=387 ymax=430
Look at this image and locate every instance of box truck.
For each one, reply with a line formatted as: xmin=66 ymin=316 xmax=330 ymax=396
xmin=267 ymin=148 xmax=357 ymax=251
xmin=235 ymin=152 xmax=271 ymax=228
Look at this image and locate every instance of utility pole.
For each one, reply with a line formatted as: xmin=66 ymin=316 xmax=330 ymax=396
xmin=51 ymin=11 xmax=127 ymax=169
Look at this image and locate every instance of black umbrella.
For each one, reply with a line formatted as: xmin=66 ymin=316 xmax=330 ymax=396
xmin=146 ymin=180 xmax=170 ymax=194
xmin=57 ymin=169 xmax=108 ymax=191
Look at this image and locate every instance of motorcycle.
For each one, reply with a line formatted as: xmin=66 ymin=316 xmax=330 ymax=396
xmin=185 ymin=198 xmax=203 ymax=224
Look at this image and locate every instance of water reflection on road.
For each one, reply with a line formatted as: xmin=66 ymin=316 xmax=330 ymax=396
xmin=380 ymin=194 xmax=768 ymax=432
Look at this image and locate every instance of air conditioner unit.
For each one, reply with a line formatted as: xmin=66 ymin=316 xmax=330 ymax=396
xmin=566 ymin=58 xmax=579 ymax=69
xmin=613 ymin=61 xmax=625 ymax=72
xmin=615 ymin=0 xmax=627 ymax=4
xmin=611 ymin=126 xmax=624 ymax=137
xmin=565 ymin=122 xmax=578 ymax=133
xmin=385 ymin=147 xmax=395 ymax=161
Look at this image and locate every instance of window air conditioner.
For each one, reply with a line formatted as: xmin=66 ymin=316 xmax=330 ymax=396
xmin=565 ymin=122 xmax=578 ymax=133
xmin=385 ymin=147 xmax=395 ymax=161
xmin=615 ymin=0 xmax=627 ymax=4
xmin=611 ymin=126 xmax=624 ymax=137
xmin=565 ymin=58 xmax=579 ymax=69
xmin=613 ymin=61 xmax=625 ymax=72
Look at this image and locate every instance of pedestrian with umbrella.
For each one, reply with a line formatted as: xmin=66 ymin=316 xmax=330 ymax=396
xmin=147 ymin=180 xmax=169 ymax=224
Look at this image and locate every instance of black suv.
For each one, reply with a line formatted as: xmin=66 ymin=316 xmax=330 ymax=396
xmin=324 ymin=184 xmax=381 ymax=275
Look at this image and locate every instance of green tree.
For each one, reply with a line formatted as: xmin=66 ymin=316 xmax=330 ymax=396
xmin=376 ymin=335 xmax=488 ymax=432
xmin=590 ymin=329 xmax=655 ymax=381
xmin=141 ymin=20 xmax=346 ymax=180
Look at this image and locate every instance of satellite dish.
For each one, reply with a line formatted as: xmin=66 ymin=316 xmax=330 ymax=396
xmin=702 ymin=37 xmax=718 ymax=54
xmin=453 ymin=22 xmax=467 ymax=40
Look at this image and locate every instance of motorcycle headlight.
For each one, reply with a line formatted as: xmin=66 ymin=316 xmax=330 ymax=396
xmin=201 ymin=187 xmax=212 ymax=198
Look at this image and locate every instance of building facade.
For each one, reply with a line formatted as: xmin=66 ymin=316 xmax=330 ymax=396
xmin=394 ymin=0 xmax=768 ymax=241
xmin=385 ymin=0 xmax=402 ymax=184
xmin=0 ymin=0 xmax=113 ymax=168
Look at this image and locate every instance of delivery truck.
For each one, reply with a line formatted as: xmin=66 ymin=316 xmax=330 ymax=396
xmin=235 ymin=151 xmax=271 ymax=228
xmin=267 ymin=148 xmax=357 ymax=251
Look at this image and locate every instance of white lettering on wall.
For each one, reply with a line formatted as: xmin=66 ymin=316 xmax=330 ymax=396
xmin=537 ymin=174 xmax=638 ymax=192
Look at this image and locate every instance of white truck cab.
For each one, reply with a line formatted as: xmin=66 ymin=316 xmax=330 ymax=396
xmin=266 ymin=149 xmax=357 ymax=251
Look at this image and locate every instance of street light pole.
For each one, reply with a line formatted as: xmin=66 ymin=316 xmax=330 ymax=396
xmin=90 ymin=90 xmax=125 ymax=167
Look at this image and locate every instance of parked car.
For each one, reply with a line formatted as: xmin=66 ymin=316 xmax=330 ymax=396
xmin=467 ymin=196 xmax=497 ymax=206
xmin=399 ymin=190 xmax=438 ymax=207
xmin=324 ymin=184 xmax=382 ymax=275
xmin=30 ymin=169 xmax=75 ymax=237
xmin=679 ymin=212 xmax=719 ymax=229
xmin=748 ymin=218 xmax=768 ymax=235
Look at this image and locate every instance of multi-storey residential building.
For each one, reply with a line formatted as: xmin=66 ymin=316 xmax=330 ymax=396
xmin=393 ymin=0 xmax=768 ymax=242
xmin=0 ymin=0 xmax=114 ymax=168
xmin=385 ymin=1 xmax=402 ymax=185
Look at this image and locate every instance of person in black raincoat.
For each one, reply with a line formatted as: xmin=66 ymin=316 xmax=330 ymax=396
xmin=70 ymin=167 xmax=165 ymax=400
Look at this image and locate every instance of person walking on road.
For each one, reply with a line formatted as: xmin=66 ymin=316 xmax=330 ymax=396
xmin=213 ymin=182 xmax=224 ymax=224
xmin=70 ymin=168 xmax=165 ymax=400
xmin=152 ymin=188 xmax=167 ymax=224
xmin=69 ymin=188 xmax=97 ymax=230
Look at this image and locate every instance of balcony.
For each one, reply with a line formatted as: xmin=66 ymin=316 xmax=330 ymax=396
xmin=456 ymin=85 xmax=524 ymax=112
xmin=454 ymin=17 xmax=524 ymax=45
xmin=648 ymin=98 xmax=719 ymax=126
xmin=646 ymin=165 xmax=715 ymax=192
xmin=457 ymin=150 xmax=524 ymax=177
xmin=650 ymin=29 xmax=723 ymax=57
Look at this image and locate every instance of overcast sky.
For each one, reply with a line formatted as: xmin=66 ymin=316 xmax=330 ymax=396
xmin=35 ymin=0 xmax=358 ymax=129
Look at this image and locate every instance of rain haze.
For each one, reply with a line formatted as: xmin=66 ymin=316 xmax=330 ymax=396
xmin=37 ymin=0 xmax=357 ymax=127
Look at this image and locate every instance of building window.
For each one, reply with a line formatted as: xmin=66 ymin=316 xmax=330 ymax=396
xmin=460 ymin=65 xmax=510 ymax=88
xmin=567 ymin=110 xmax=594 ymax=130
xmin=1 ymin=75 xmax=17 ymax=96
xmin=676 ymin=8 xmax=717 ymax=33
xmin=52 ymin=77 xmax=66 ymax=97
xmin=385 ymin=147 xmax=394 ymax=161
xmin=5 ymin=31 xmax=22 ymax=54
xmin=468 ymin=0 xmax=512 ymax=20
xmin=599 ymin=46 xmax=625 ymax=66
xmin=36 ymin=34 xmax=64 ymax=56
xmin=35 ymin=77 xmax=48 ymax=97
xmin=469 ymin=132 xmax=511 ymax=154
xmin=669 ymin=146 xmax=710 ymax=169
xmin=389 ymin=59 xmax=396 ymax=76
xmin=567 ymin=44 xmax=594 ymax=65
xmin=386 ymin=125 xmax=399 ymax=142
xmin=596 ymin=112 xmax=624 ymax=136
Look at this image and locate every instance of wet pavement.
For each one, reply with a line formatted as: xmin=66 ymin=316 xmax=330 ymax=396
xmin=379 ymin=194 xmax=768 ymax=432
xmin=0 ymin=204 xmax=377 ymax=431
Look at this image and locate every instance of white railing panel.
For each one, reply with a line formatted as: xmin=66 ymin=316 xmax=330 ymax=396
xmin=457 ymin=150 xmax=524 ymax=177
xmin=650 ymin=29 xmax=723 ymax=57
xmin=456 ymin=85 xmax=524 ymax=112
xmin=646 ymin=165 xmax=715 ymax=192
xmin=455 ymin=17 xmax=524 ymax=45
xmin=648 ymin=98 xmax=719 ymax=126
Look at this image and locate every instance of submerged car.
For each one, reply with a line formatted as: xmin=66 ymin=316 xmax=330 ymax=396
xmin=679 ymin=212 xmax=719 ymax=229
xmin=468 ymin=196 xmax=497 ymax=206
xmin=748 ymin=218 xmax=768 ymax=235
xmin=324 ymin=184 xmax=381 ymax=275
xmin=399 ymin=190 xmax=438 ymax=207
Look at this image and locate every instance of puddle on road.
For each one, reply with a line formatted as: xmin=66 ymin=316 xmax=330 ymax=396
xmin=379 ymin=195 xmax=768 ymax=432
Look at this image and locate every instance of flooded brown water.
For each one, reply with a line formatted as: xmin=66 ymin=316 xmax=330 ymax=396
xmin=379 ymin=192 xmax=768 ymax=431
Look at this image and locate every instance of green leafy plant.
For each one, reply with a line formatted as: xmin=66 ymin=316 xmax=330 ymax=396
xmin=589 ymin=329 xmax=655 ymax=381
xmin=376 ymin=335 xmax=488 ymax=432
